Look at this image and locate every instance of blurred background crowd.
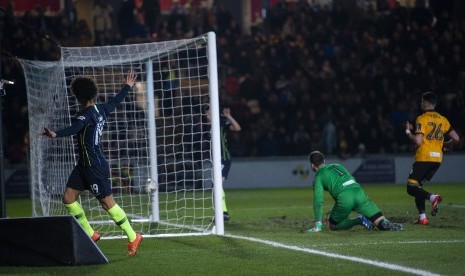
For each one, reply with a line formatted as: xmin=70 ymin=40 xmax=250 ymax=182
xmin=1 ymin=0 xmax=464 ymax=165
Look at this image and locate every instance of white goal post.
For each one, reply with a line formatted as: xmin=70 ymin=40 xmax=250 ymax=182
xmin=19 ymin=32 xmax=225 ymax=237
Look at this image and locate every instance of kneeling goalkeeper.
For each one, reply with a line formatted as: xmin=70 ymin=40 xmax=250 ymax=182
xmin=306 ymin=151 xmax=403 ymax=232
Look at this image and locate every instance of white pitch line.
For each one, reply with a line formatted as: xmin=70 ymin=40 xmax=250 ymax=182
xmin=226 ymin=234 xmax=440 ymax=276
xmin=321 ymin=239 xmax=465 ymax=247
xmin=394 ymin=239 xmax=465 ymax=244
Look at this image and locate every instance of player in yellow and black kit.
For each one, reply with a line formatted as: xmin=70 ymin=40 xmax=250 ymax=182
xmin=405 ymin=91 xmax=460 ymax=225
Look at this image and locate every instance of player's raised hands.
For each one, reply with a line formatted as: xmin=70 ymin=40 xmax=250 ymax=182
xmin=222 ymin=107 xmax=231 ymax=117
xmin=42 ymin=127 xmax=57 ymax=138
xmin=124 ymin=70 xmax=137 ymax=88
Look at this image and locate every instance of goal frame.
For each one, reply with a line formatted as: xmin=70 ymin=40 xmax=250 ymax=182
xmin=144 ymin=32 xmax=224 ymax=235
xmin=20 ymin=32 xmax=225 ymax=237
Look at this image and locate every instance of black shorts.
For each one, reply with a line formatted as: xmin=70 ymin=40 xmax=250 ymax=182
xmin=67 ymin=165 xmax=112 ymax=200
xmin=221 ymin=159 xmax=232 ymax=180
xmin=408 ymin=161 xmax=441 ymax=185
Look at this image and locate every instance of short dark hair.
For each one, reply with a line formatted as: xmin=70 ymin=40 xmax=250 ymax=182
xmin=309 ymin=151 xmax=325 ymax=167
xmin=71 ymin=76 xmax=98 ymax=103
xmin=421 ymin=91 xmax=438 ymax=105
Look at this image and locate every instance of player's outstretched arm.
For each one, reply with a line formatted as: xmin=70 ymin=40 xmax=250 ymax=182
xmin=105 ymin=70 xmax=138 ymax=113
xmin=42 ymin=120 xmax=86 ymax=138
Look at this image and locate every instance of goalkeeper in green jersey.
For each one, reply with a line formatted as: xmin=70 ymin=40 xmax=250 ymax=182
xmin=306 ymin=151 xmax=403 ymax=232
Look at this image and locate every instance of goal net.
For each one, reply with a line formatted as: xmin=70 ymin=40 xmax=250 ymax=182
xmin=19 ymin=32 xmax=225 ymax=237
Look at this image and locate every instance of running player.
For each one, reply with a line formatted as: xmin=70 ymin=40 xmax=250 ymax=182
xmin=42 ymin=70 xmax=142 ymax=255
xmin=405 ymin=91 xmax=460 ymax=225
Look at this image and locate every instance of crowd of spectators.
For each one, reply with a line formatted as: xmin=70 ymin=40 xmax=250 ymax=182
xmin=216 ymin=1 xmax=465 ymax=159
xmin=1 ymin=0 xmax=464 ymax=164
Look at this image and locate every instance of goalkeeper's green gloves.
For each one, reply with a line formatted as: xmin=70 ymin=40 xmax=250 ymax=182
xmin=306 ymin=221 xmax=322 ymax=233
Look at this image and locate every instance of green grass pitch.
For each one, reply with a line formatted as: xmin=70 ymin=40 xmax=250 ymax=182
xmin=2 ymin=183 xmax=465 ymax=275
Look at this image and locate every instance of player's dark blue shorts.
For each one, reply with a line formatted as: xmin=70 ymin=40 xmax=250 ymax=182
xmin=67 ymin=164 xmax=112 ymax=200
xmin=221 ymin=159 xmax=232 ymax=180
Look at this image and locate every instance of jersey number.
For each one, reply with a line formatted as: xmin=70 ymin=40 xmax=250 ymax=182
xmin=331 ymin=167 xmax=345 ymax=176
xmin=426 ymin=122 xmax=445 ymax=141
xmin=91 ymin=184 xmax=99 ymax=195
xmin=95 ymin=121 xmax=104 ymax=145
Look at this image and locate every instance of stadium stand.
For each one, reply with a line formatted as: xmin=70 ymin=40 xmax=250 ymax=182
xmin=1 ymin=0 xmax=464 ymax=164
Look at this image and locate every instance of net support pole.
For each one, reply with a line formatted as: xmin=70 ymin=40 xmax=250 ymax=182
xmin=207 ymin=32 xmax=224 ymax=235
xmin=0 ymin=82 xmax=5 ymax=218
xmin=146 ymin=60 xmax=160 ymax=222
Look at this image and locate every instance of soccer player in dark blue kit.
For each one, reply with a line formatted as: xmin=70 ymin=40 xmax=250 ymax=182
xmin=205 ymin=105 xmax=241 ymax=221
xmin=42 ymin=70 xmax=142 ymax=256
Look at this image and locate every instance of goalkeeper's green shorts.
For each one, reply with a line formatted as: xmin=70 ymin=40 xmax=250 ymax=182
xmin=330 ymin=187 xmax=381 ymax=224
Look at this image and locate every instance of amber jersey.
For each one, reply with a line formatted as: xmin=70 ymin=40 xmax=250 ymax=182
xmin=414 ymin=110 xmax=452 ymax=163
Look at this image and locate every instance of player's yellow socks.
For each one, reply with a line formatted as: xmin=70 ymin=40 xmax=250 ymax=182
xmin=65 ymin=201 xmax=94 ymax=237
xmin=108 ymin=204 xmax=136 ymax=242
xmin=222 ymin=188 xmax=228 ymax=213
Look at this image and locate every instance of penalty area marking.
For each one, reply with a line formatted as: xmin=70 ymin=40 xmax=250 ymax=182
xmin=226 ymin=234 xmax=439 ymax=276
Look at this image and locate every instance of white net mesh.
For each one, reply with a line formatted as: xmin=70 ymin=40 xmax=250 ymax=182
xmin=19 ymin=33 xmax=221 ymax=237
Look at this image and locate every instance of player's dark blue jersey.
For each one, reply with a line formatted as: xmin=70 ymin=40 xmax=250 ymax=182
xmin=55 ymin=84 xmax=131 ymax=169
xmin=220 ymin=116 xmax=232 ymax=163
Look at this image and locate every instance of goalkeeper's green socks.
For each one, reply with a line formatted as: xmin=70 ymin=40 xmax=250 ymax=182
xmin=222 ymin=188 xmax=228 ymax=213
xmin=108 ymin=204 xmax=137 ymax=242
xmin=65 ymin=201 xmax=95 ymax=237
xmin=332 ymin=218 xmax=360 ymax=230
